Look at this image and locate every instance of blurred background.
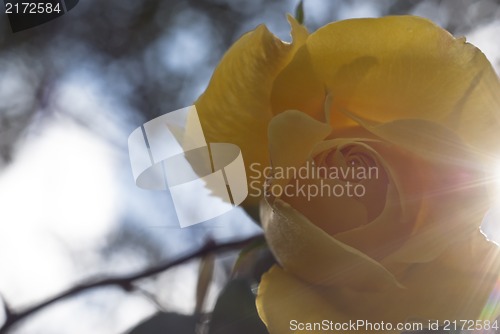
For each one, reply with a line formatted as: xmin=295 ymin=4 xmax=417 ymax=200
xmin=0 ymin=0 xmax=500 ymax=333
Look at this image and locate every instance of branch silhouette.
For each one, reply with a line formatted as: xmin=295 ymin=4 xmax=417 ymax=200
xmin=0 ymin=234 xmax=264 ymax=334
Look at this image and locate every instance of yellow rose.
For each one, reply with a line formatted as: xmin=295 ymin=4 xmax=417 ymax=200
xmin=195 ymin=15 xmax=500 ymax=333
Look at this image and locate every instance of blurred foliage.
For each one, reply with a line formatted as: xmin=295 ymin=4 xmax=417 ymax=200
xmin=126 ymin=312 xmax=197 ymax=334
xmin=232 ymin=237 xmax=276 ymax=283
xmin=127 ymin=279 xmax=267 ymax=334
xmin=208 ymin=279 xmax=268 ymax=334
xmin=295 ymin=0 xmax=304 ymax=25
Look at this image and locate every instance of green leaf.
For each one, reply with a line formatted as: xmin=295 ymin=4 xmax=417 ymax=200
xmin=209 ymin=279 xmax=268 ymax=334
xmin=233 ymin=238 xmax=267 ymax=271
xmin=126 ymin=312 xmax=197 ymax=334
xmin=243 ymin=205 xmax=261 ymax=225
xmin=295 ymin=0 xmax=305 ymax=25
xmin=232 ymin=239 xmax=276 ymax=283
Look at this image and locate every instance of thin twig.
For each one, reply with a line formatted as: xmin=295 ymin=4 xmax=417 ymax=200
xmin=0 ymin=234 xmax=264 ymax=334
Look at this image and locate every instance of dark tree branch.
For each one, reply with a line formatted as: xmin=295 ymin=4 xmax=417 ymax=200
xmin=0 ymin=234 xmax=264 ymax=334
xmin=132 ymin=284 xmax=169 ymax=313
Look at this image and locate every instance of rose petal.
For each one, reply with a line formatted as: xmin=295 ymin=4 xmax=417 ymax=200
xmin=256 ymin=265 xmax=350 ymax=333
xmin=305 ymin=139 xmax=412 ymax=259
xmin=334 ymin=181 xmax=408 ymax=261
xmin=383 ymin=187 xmax=488 ymax=264
xmin=268 ymin=110 xmax=331 ymax=190
xmin=304 ymin=16 xmax=500 ymax=154
xmin=311 ymin=139 xmax=389 ymax=220
xmin=326 ymin=117 xmax=492 ymax=264
xmin=270 ymin=45 xmax=327 ymax=122
xmin=283 ymin=176 xmax=370 ymax=236
xmin=337 ymin=231 xmax=500 ymax=322
xmin=258 ymin=233 xmax=500 ymax=334
xmin=358 ymin=123 xmax=491 ymax=264
xmin=195 ymin=17 xmax=307 ymax=206
xmin=261 ymin=198 xmax=403 ymax=291
xmin=339 ymin=113 xmax=484 ymax=166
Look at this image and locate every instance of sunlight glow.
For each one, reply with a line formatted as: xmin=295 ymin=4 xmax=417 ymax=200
xmin=0 ymin=118 xmax=119 ymax=305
